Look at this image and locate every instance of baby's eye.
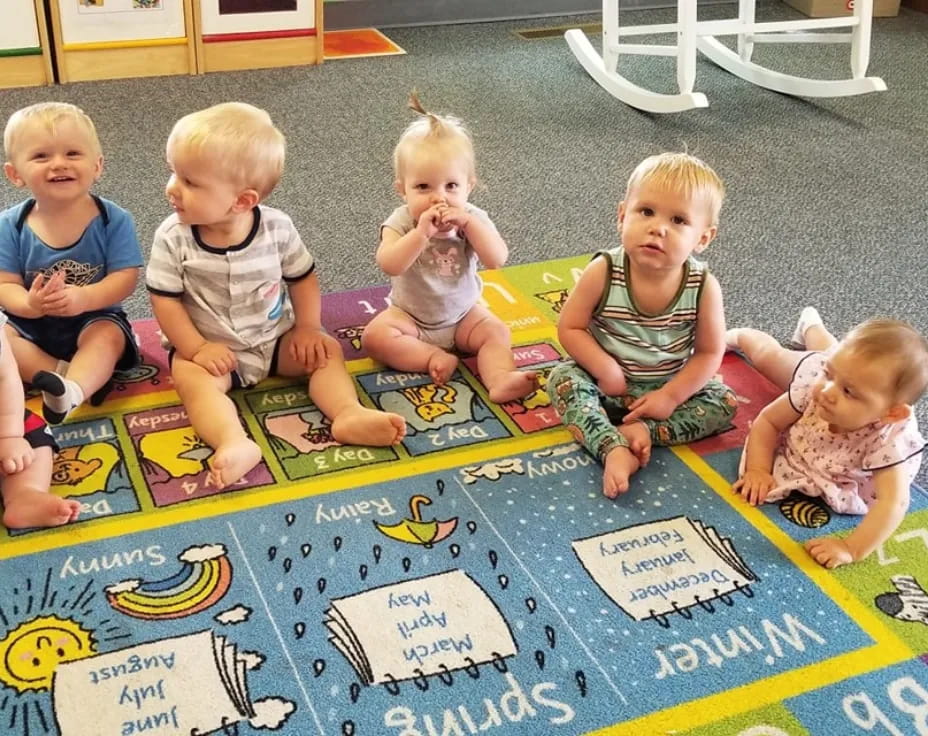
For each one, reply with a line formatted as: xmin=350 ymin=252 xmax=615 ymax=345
xmin=66 ymin=150 xmax=82 ymax=157
xmin=640 ymin=207 xmax=654 ymax=216
xmin=671 ymin=215 xmax=688 ymax=225
xmin=31 ymin=152 xmax=48 ymax=160
xmin=446 ymin=182 xmax=459 ymax=190
xmin=843 ymin=387 xmax=855 ymax=398
xmin=414 ymin=183 xmax=428 ymax=191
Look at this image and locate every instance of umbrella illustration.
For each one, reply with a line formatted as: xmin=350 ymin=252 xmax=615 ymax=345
xmin=374 ymin=494 xmax=458 ymax=547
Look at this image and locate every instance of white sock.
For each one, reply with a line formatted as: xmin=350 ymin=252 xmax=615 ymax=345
xmin=34 ymin=370 xmax=85 ymax=423
xmin=790 ymin=307 xmax=824 ymax=347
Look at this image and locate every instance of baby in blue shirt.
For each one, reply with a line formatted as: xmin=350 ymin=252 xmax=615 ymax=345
xmin=0 ymin=102 xmax=142 ymax=424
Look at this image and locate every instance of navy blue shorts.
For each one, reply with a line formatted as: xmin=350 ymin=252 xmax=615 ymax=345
xmin=6 ymin=310 xmax=140 ymax=372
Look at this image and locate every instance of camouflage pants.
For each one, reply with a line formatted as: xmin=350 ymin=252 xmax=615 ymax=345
xmin=547 ymin=361 xmax=738 ymax=462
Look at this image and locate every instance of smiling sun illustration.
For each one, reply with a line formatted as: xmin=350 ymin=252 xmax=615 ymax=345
xmin=0 ymin=615 xmax=96 ymax=693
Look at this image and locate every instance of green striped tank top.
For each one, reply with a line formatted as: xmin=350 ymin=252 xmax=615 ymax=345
xmin=589 ymin=246 xmax=706 ymax=381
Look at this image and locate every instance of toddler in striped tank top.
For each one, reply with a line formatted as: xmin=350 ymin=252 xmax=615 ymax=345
xmin=550 ymin=153 xmax=737 ymax=498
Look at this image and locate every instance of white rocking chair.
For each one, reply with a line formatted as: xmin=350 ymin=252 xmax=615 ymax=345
xmin=565 ymin=0 xmax=886 ymax=113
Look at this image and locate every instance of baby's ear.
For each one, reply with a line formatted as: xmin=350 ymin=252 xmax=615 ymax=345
xmin=233 ymin=188 xmax=260 ymax=212
xmin=883 ymin=403 xmax=912 ymax=424
xmin=3 ymin=162 xmax=24 ymax=188
xmin=695 ymin=224 xmax=718 ymax=253
xmin=394 ymin=179 xmax=405 ymax=197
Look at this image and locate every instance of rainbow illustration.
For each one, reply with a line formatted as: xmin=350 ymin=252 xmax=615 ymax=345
xmin=106 ymin=544 xmax=232 ymax=620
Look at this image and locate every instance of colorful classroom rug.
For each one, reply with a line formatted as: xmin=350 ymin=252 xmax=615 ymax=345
xmin=323 ymin=29 xmax=406 ymax=61
xmin=1 ymin=254 xmax=927 ymax=736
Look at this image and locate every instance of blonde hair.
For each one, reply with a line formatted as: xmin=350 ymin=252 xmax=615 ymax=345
xmin=625 ymin=152 xmax=725 ymax=225
xmin=393 ymin=92 xmax=475 ymax=183
xmin=167 ymin=102 xmax=285 ymax=199
xmin=4 ymin=102 xmax=101 ymax=160
xmin=842 ymin=319 xmax=928 ymax=405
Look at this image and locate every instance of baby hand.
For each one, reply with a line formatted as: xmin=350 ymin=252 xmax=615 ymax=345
xmin=289 ymin=326 xmax=333 ymax=373
xmin=804 ymin=536 xmax=855 ymax=569
xmin=732 ymin=469 xmax=775 ymax=506
xmin=26 ymin=271 xmax=66 ymax=316
xmin=193 ymin=342 xmax=237 ymax=377
xmin=41 ymin=285 xmax=89 ymax=317
xmin=0 ymin=436 xmax=34 ymax=475
xmin=438 ymin=206 xmax=470 ymax=232
xmin=416 ymin=204 xmax=446 ymax=239
xmin=623 ymin=389 xmax=677 ymax=422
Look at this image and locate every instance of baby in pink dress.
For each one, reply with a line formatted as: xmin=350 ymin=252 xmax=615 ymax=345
xmin=727 ymin=311 xmax=927 ymax=569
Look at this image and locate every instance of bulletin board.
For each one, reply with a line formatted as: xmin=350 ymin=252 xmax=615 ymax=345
xmin=199 ymin=0 xmax=315 ymax=35
xmin=56 ymin=0 xmax=186 ymax=44
xmin=0 ymin=0 xmax=41 ymax=50
xmin=194 ymin=0 xmax=324 ymax=73
xmin=49 ymin=0 xmax=197 ymax=83
xmin=0 ymin=0 xmax=54 ymax=89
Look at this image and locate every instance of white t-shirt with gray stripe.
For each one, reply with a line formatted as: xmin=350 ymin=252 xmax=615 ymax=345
xmin=146 ymin=205 xmax=314 ymax=352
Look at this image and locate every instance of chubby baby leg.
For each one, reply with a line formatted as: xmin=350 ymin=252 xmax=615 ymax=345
xmin=362 ymin=307 xmax=458 ymax=383
xmin=2 ymin=447 xmax=80 ymax=529
xmin=172 ymin=358 xmax=261 ymax=490
xmin=288 ymin=335 xmax=407 ymax=447
xmin=456 ymin=306 xmax=537 ymax=403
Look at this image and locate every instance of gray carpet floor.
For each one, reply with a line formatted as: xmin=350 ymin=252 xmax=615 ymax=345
xmin=2 ymin=1 xmax=927 ymax=481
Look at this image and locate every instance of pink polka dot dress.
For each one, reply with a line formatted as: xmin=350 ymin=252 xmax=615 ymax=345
xmin=764 ymin=352 xmax=926 ymax=514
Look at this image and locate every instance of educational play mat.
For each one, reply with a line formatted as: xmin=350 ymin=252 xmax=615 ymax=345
xmin=1 ymin=255 xmax=927 ymax=736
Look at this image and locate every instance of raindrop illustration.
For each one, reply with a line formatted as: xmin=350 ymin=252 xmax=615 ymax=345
xmin=575 ymin=670 xmax=588 ymax=697
xmin=283 ymin=557 xmax=292 ymax=573
xmin=497 ymin=574 xmax=509 ymax=590
xmin=488 ymin=550 xmax=498 ymax=569
xmin=545 ymin=625 xmax=556 ymax=649
xmin=373 ymin=544 xmax=382 ymax=564
xmin=436 ymin=479 xmax=445 ymax=496
xmin=449 ymin=543 xmax=461 ymax=559
xmin=294 ymin=622 xmax=306 ymax=639
xmin=342 ymin=721 xmax=356 ymax=736
xmin=333 ymin=536 xmax=343 ymax=552
xmin=534 ymin=650 xmax=545 ymax=670
xmin=402 ymin=557 xmax=411 ymax=572
xmin=300 ymin=543 xmax=312 ymax=558
xmin=525 ymin=597 xmax=537 ymax=614
xmin=317 ymin=577 xmax=327 ymax=594
xmin=267 ymin=546 xmax=277 ymax=562
xmin=285 ymin=513 xmax=296 ymax=526
xmin=312 ymin=659 xmax=326 ymax=677
xmin=349 ymin=683 xmax=361 ymax=704
xmin=293 ymin=587 xmax=303 ymax=605
xmin=466 ymin=520 xmax=477 ymax=535
xmin=359 ymin=564 xmax=368 ymax=581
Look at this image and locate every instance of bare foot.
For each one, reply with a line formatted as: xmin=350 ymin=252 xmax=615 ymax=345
xmin=209 ymin=438 xmax=262 ymax=489
xmin=487 ymin=369 xmax=539 ymax=404
xmin=602 ymin=446 xmax=641 ymax=499
xmin=3 ymin=491 xmax=81 ymax=529
xmin=619 ymin=421 xmax=652 ymax=467
xmin=331 ymin=405 xmax=407 ymax=446
xmin=428 ymin=350 xmax=459 ymax=385
xmin=725 ymin=328 xmax=747 ymax=352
